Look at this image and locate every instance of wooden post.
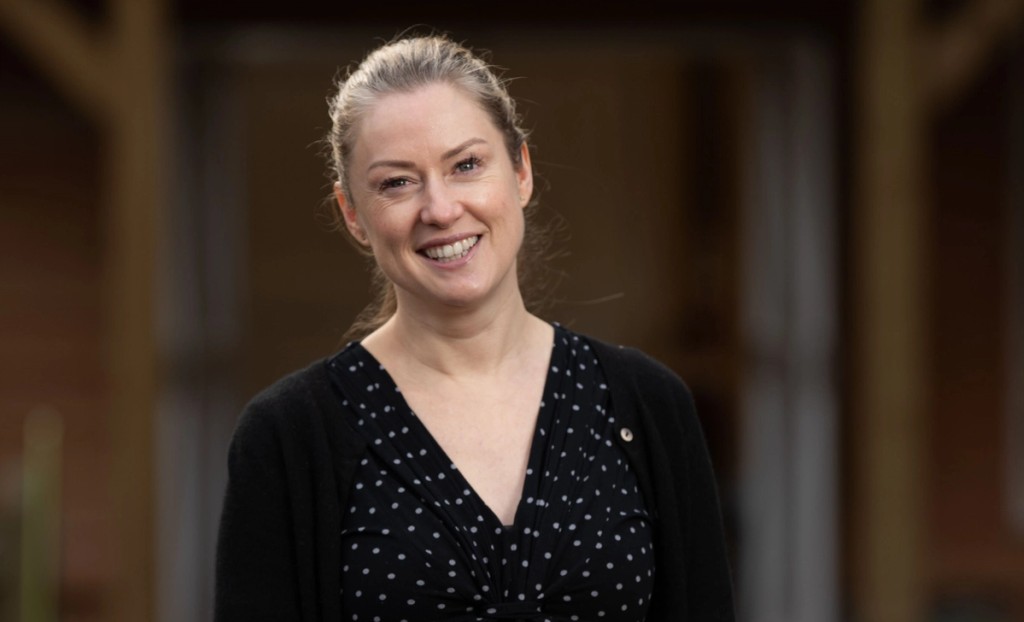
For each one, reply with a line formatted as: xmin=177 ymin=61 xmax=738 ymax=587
xmin=104 ymin=1 xmax=167 ymax=620
xmin=853 ymin=0 xmax=928 ymax=621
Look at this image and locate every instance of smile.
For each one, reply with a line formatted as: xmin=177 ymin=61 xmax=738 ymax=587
xmin=422 ymin=235 xmax=480 ymax=263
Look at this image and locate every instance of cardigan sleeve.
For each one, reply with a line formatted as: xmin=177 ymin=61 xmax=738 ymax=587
xmin=676 ymin=382 xmax=735 ymax=621
xmin=634 ymin=355 xmax=735 ymax=621
xmin=214 ymin=402 xmax=302 ymax=621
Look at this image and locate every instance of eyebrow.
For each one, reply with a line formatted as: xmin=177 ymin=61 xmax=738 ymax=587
xmin=366 ymin=137 xmax=487 ymax=173
xmin=442 ymin=137 xmax=486 ymax=161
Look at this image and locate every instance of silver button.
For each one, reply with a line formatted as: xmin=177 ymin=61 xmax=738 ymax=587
xmin=619 ymin=427 xmax=634 ymax=442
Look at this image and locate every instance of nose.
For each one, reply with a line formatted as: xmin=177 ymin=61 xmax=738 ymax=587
xmin=419 ymin=179 xmax=464 ymax=228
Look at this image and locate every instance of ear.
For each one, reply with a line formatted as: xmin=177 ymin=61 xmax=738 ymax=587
xmin=334 ymin=181 xmax=368 ymax=246
xmin=516 ymin=142 xmax=534 ymax=208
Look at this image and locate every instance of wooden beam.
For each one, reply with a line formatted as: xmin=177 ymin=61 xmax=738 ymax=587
xmin=854 ymin=0 xmax=928 ymax=621
xmin=0 ymin=0 xmax=111 ymax=120
xmin=923 ymin=0 xmax=1024 ymax=112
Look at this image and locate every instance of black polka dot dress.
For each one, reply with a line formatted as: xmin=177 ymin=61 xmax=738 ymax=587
xmin=327 ymin=324 xmax=654 ymax=621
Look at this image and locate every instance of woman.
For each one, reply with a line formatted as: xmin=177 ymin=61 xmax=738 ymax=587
xmin=215 ymin=35 xmax=734 ymax=622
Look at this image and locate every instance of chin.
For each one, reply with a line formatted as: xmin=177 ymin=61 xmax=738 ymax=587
xmin=434 ymin=291 xmax=488 ymax=309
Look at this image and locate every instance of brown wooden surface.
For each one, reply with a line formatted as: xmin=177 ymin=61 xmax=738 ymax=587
xmin=104 ymin=2 xmax=166 ymax=619
xmin=853 ymin=0 xmax=928 ymax=620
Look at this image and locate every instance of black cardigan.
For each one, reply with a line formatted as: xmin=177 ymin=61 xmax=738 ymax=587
xmin=215 ymin=337 xmax=735 ymax=621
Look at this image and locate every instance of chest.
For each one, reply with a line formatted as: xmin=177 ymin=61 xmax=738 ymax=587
xmin=398 ymin=373 xmax=546 ymax=525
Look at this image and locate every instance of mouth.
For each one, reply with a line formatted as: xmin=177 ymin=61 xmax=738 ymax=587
xmin=420 ymin=235 xmax=480 ymax=263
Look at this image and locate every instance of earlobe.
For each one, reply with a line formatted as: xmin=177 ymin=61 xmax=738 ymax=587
xmin=334 ymin=181 xmax=369 ymax=246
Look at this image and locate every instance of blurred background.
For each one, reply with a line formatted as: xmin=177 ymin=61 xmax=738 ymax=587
xmin=1 ymin=1 xmax=1022 ymax=621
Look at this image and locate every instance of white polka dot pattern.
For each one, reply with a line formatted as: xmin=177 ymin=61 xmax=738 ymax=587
xmin=329 ymin=325 xmax=654 ymax=621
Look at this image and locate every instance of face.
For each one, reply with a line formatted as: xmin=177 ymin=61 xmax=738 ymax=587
xmin=335 ymin=83 xmax=533 ymax=315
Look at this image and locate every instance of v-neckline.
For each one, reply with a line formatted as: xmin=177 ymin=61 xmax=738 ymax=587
xmin=350 ymin=324 xmax=560 ymax=530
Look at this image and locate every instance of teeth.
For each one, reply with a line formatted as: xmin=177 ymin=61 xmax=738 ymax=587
xmin=424 ymin=235 xmax=479 ymax=262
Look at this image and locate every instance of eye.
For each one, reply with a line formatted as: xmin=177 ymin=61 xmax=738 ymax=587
xmin=454 ymin=155 xmax=481 ymax=173
xmin=378 ymin=177 xmax=409 ymax=192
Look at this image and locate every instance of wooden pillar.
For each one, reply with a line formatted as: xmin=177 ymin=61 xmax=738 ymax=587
xmin=0 ymin=0 xmax=167 ymax=620
xmin=105 ymin=1 xmax=166 ymax=620
xmin=853 ymin=0 xmax=927 ymax=621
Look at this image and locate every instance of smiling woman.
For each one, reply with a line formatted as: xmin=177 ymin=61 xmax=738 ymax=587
xmin=214 ymin=34 xmax=735 ymax=622
xmin=327 ymin=36 xmax=535 ymax=339
xmin=334 ymin=82 xmax=532 ymax=317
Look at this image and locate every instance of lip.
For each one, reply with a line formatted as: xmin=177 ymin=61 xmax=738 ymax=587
xmin=418 ymin=233 xmax=481 ymax=267
xmin=416 ymin=232 xmax=481 ymax=253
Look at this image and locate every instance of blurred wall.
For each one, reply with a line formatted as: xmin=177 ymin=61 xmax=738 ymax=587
xmin=926 ymin=47 xmax=1024 ymax=619
xmin=0 ymin=41 xmax=109 ymax=621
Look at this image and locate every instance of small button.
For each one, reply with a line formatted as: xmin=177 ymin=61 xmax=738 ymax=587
xmin=619 ymin=427 xmax=634 ymax=442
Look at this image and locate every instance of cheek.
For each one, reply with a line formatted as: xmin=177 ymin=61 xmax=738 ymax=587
xmin=360 ymin=205 xmax=407 ymax=242
xmin=504 ymin=202 xmax=527 ymax=251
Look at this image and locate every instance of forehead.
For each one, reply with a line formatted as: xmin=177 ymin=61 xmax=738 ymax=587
xmin=353 ymin=83 xmax=500 ymax=161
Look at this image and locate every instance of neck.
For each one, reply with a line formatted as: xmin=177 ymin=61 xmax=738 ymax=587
xmin=363 ymin=287 xmax=547 ymax=379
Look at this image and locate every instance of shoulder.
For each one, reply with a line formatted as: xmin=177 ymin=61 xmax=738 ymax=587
xmin=245 ymin=358 xmax=334 ymax=415
xmin=563 ymin=327 xmax=700 ymax=436
xmin=572 ymin=328 xmax=691 ymax=400
xmin=229 ymin=358 xmax=337 ymax=456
